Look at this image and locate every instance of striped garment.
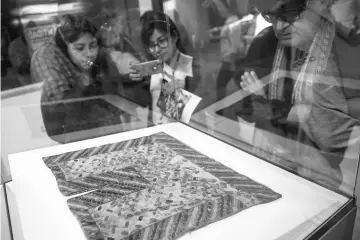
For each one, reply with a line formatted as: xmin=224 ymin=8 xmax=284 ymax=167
xmin=43 ymin=133 xmax=281 ymax=240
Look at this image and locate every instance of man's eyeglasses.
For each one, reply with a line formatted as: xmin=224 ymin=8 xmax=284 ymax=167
xmin=262 ymin=7 xmax=305 ymax=23
xmin=148 ymin=37 xmax=169 ymax=52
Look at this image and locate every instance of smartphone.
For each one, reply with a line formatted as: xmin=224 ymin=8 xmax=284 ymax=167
xmin=130 ymin=60 xmax=163 ymax=76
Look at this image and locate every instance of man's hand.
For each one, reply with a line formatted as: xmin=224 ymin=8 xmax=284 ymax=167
xmin=240 ymin=71 xmax=267 ymax=98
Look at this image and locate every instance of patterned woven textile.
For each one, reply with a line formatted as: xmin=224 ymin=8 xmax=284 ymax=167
xmin=43 ymin=133 xmax=282 ymax=240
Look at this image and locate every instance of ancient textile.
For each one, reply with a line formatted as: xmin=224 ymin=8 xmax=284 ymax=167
xmin=43 ymin=132 xmax=282 ymax=240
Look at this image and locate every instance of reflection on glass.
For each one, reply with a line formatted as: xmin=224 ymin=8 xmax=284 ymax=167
xmin=165 ymin=0 xmax=359 ymax=194
xmin=1 ymin=0 xmax=359 ymax=197
xmin=1 ymin=1 xmax=360 ymax=239
xmin=238 ymin=0 xmax=359 ymax=193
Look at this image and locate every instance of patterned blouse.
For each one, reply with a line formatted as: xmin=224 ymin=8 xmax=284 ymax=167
xmin=31 ymin=40 xmax=122 ymax=103
xmin=31 ymin=40 xmax=124 ymax=140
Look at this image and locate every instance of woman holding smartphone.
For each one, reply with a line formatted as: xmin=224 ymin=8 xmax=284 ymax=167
xmin=130 ymin=11 xmax=200 ymax=124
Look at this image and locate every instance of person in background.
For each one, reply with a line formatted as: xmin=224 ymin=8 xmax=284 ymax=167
xmin=173 ymin=10 xmax=195 ymax=57
xmin=130 ymin=11 xmax=201 ymax=125
xmin=331 ymin=0 xmax=360 ymax=119
xmin=332 ymin=0 xmax=360 ymax=45
xmin=216 ymin=8 xmax=271 ymax=103
xmin=31 ymin=14 xmax=124 ymax=142
xmin=238 ymin=0 xmax=359 ymax=189
xmin=1 ymin=26 xmax=11 ymax=77
xmin=108 ymin=10 xmax=156 ymax=110
xmin=8 ymin=24 xmax=32 ymax=85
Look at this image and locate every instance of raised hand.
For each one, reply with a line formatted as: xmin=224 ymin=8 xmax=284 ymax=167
xmin=240 ymin=71 xmax=267 ymax=98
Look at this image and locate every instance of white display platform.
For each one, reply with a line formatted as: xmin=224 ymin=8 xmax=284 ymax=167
xmin=7 ymin=123 xmax=349 ymax=240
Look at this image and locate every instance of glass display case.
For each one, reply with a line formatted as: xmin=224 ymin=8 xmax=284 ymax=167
xmin=1 ymin=0 xmax=359 ymax=240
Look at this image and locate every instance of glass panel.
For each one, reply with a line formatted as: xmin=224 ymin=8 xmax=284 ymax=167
xmin=1 ymin=0 xmax=359 ymax=239
xmin=2 ymin=0 xmax=359 ymax=192
xmin=162 ymin=0 xmax=359 ymax=237
xmin=160 ymin=0 xmax=360 ymax=196
xmin=1 ymin=0 xmax=160 ymax=182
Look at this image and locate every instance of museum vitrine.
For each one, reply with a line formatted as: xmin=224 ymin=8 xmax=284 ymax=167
xmin=1 ymin=0 xmax=359 ymax=240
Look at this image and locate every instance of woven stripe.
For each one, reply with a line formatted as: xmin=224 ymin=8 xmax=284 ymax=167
xmin=184 ymin=206 xmax=196 ymax=231
xmin=76 ymin=148 xmax=93 ymax=159
xmin=42 ymin=136 xmax=153 ymax=168
xmin=174 ymin=209 xmax=189 ymax=237
xmin=186 ymin=204 xmax=199 ymax=231
xmin=195 ymin=203 xmax=205 ymax=227
xmin=237 ymin=199 xmax=244 ymax=211
xmin=55 ymin=152 xmax=75 ymax=163
xmin=68 ymin=197 xmax=106 ymax=240
xmin=134 ymin=228 xmax=145 ymax=240
xmin=205 ymin=200 xmax=215 ymax=223
xmin=155 ymin=218 xmax=167 ymax=240
xmin=91 ymin=144 xmax=111 ymax=156
xmin=163 ymin=210 xmax=176 ymax=239
xmin=43 ymin=155 xmax=58 ymax=165
xmin=149 ymin=221 xmax=159 ymax=240
xmin=170 ymin=212 xmax=183 ymax=239
xmin=199 ymin=201 xmax=212 ymax=228
xmin=142 ymin=222 xmax=152 ymax=240
xmin=109 ymin=141 xmax=126 ymax=152
xmin=219 ymin=195 xmax=225 ymax=218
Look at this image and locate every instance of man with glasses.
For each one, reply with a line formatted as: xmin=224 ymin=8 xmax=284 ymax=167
xmin=236 ymin=0 xmax=359 ymax=190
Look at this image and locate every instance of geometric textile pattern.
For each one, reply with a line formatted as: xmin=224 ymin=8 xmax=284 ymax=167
xmin=42 ymin=132 xmax=282 ymax=240
xmin=43 ymin=135 xmax=153 ymax=196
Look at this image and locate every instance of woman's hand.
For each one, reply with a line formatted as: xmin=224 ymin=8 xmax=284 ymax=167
xmin=129 ymin=69 xmax=143 ymax=81
xmin=240 ymin=71 xmax=266 ymax=98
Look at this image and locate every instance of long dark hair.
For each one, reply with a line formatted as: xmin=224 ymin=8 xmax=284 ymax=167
xmin=54 ymin=14 xmax=106 ymax=78
xmin=55 ymin=15 xmax=99 ymax=54
xmin=140 ymin=11 xmax=187 ymax=55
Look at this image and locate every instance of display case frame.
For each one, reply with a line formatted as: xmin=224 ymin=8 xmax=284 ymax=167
xmin=2 ymin=0 xmax=360 ymax=239
xmin=1 ymin=119 xmax=358 ymax=240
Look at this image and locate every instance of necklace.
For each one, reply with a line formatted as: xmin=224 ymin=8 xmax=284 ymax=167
xmin=158 ymin=51 xmax=182 ymax=122
xmin=161 ymin=50 xmax=181 ymax=93
xmin=171 ymin=51 xmax=181 ymax=90
xmin=292 ymin=50 xmax=316 ymax=69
